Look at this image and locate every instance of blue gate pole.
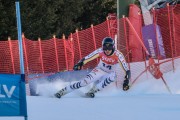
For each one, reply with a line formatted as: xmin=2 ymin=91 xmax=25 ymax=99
xmin=15 ymin=1 xmax=28 ymax=120
xmin=15 ymin=1 xmax=24 ymax=74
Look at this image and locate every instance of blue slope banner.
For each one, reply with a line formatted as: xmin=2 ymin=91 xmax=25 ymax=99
xmin=0 ymin=74 xmax=27 ymax=116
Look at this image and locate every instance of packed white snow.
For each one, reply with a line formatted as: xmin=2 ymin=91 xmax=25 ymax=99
xmin=0 ymin=63 xmax=180 ymax=120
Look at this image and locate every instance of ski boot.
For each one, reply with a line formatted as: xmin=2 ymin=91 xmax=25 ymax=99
xmin=85 ymin=92 xmax=95 ymax=98
xmin=54 ymin=88 xmax=67 ymax=98
xmin=85 ymin=86 xmax=99 ymax=98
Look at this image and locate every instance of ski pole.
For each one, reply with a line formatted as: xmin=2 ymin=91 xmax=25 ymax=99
xmin=161 ymin=76 xmax=172 ymax=94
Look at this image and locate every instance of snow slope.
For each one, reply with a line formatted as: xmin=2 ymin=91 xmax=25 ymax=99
xmin=1 ymin=65 xmax=180 ymax=120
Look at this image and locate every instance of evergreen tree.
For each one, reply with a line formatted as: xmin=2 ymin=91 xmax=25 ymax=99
xmin=0 ymin=0 xmax=117 ymax=40
xmin=77 ymin=0 xmax=116 ymax=29
xmin=0 ymin=0 xmax=17 ymax=40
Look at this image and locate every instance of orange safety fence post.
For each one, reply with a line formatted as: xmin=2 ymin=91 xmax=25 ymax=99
xmin=122 ymin=15 xmax=131 ymax=69
xmin=76 ymin=29 xmax=82 ymax=60
xmin=38 ymin=37 xmax=44 ymax=73
xmin=53 ymin=35 xmax=60 ymax=72
xmin=106 ymin=17 xmax=111 ymax=37
xmin=70 ymin=33 xmax=75 ymax=69
xmin=91 ymin=24 xmax=98 ymax=64
xmin=8 ymin=37 xmax=15 ymax=74
xmin=167 ymin=3 xmax=175 ymax=72
xmin=62 ymin=34 xmax=68 ymax=71
xmin=22 ymin=33 xmax=29 ymax=74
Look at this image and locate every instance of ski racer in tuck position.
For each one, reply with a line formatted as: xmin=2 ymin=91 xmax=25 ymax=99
xmin=55 ymin=37 xmax=131 ymax=98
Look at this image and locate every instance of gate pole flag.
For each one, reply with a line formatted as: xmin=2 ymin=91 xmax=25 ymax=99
xmin=0 ymin=1 xmax=28 ymax=120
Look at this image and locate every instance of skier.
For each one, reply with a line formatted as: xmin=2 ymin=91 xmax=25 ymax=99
xmin=55 ymin=37 xmax=131 ymax=98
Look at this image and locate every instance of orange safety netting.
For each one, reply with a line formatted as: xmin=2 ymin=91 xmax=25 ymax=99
xmin=0 ymin=5 xmax=179 ymax=85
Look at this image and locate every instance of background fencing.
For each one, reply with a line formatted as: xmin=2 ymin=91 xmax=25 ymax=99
xmin=0 ymin=4 xmax=179 ymax=83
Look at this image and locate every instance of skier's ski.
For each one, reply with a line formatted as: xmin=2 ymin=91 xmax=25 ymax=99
xmin=54 ymin=92 xmax=62 ymax=98
xmin=53 ymin=92 xmax=95 ymax=99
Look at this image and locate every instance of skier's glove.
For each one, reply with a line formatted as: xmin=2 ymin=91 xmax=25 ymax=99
xmin=123 ymin=70 xmax=131 ymax=91
xmin=123 ymin=79 xmax=129 ymax=91
xmin=73 ymin=58 xmax=85 ymax=71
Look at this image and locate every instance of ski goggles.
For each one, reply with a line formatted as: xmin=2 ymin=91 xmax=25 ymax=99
xmin=103 ymin=44 xmax=114 ymax=51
